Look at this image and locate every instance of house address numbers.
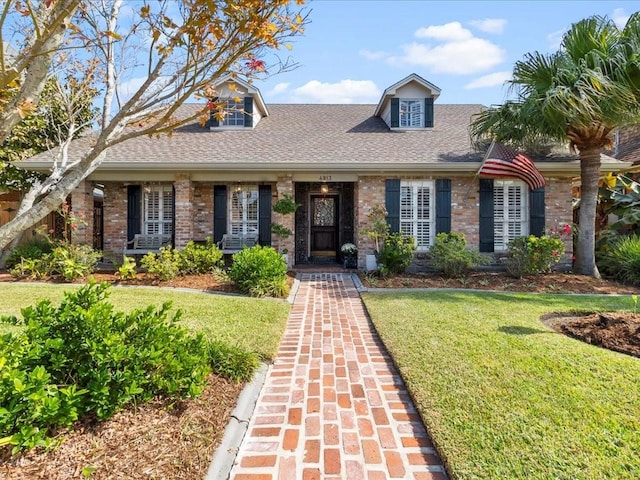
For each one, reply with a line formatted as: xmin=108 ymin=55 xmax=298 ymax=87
xmin=293 ymin=173 xmax=357 ymax=182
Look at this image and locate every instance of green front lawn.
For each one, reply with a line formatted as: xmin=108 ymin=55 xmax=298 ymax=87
xmin=0 ymin=284 xmax=290 ymax=360
xmin=362 ymin=291 xmax=640 ymax=480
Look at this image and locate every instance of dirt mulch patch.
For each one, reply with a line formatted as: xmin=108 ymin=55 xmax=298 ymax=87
xmin=0 ymin=374 xmax=243 ymax=480
xmin=0 ymin=270 xmax=297 ymax=297
xmin=359 ymin=271 xmax=640 ymax=295
xmin=543 ymin=311 xmax=640 ymax=359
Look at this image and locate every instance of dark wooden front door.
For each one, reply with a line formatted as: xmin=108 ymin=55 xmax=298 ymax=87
xmin=310 ymin=195 xmax=338 ymax=259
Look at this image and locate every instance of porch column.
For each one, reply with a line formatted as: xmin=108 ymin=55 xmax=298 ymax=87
xmin=70 ymin=180 xmax=94 ymax=246
xmin=356 ymin=176 xmax=385 ymax=269
xmin=276 ymin=175 xmax=295 ymax=256
xmin=174 ymin=174 xmax=194 ymax=249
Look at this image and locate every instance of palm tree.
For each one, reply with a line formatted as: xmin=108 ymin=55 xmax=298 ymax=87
xmin=470 ymin=13 xmax=640 ymax=278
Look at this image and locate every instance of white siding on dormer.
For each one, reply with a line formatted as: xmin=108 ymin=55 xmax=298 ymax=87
xmin=379 ymin=82 xmax=435 ymax=129
xmin=396 ymin=83 xmax=432 ymax=98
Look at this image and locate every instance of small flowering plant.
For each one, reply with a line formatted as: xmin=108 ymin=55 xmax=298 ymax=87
xmin=341 ymin=243 xmax=358 ymax=256
xmin=505 ymin=224 xmax=572 ymax=277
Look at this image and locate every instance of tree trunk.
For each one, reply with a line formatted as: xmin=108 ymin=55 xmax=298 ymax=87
xmin=574 ymin=148 xmax=602 ymax=278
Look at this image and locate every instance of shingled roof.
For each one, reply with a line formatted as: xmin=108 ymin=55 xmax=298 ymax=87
xmin=24 ymin=103 xmax=629 ymax=174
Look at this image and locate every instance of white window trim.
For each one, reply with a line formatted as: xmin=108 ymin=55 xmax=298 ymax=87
xmin=400 ymin=179 xmax=435 ymax=252
xmin=143 ymin=185 xmax=173 ymax=236
xmin=229 ymin=185 xmax=259 ymax=235
xmin=493 ymin=179 xmax=529 ymax=252
xmin=399 ymin=98 xmax=424 ymax=128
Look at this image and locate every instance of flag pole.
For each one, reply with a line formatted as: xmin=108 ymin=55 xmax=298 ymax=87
xmin=466 ymin=139 xmax=495 ymax=199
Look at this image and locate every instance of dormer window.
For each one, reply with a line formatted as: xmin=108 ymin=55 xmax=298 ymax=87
xmin=400 ymin=99 xmax=424 ymax=128
xmin=222 ymin=99 xmax=245 ymax=127
xmin=389 ymin=97 xmax=434 ymax=129
xmin=210 ymin=96 xmax=254 ymax=129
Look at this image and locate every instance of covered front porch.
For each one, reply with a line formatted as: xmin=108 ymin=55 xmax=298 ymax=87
xmin=294 ymin=181 xmax=355 ymax=266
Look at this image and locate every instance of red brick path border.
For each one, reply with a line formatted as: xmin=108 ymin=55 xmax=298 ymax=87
xmin=229 ymin=273 xmax=447 ymax=479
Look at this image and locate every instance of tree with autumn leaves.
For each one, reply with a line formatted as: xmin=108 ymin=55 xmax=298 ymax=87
xmin=0 ymin=0 xmax=307 ymax=252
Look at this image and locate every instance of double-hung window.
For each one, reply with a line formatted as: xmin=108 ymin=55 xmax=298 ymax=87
xmin=230 ymin=186 xmax=259 ymax=235
xmin=400 ymin=180 xmax=434 ymax=251
xmin=221 ymin=98 xmax=245 ymax=127
xmin=493 ymin=180 xmax=528 ymax=251
xmin=399 ymin=99 xmax=423 ymax=128
xmin=144 ymin=185 xmax=173 ymax=235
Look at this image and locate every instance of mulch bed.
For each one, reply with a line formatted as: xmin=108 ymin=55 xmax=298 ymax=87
xmin=543 ymin=311 xmax=640 ymax=359
xmin=0 ymin=375 xmax=243 ymax=480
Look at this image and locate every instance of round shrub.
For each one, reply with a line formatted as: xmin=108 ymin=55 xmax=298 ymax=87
xmin=228 ymin=245 xmax=289 ymax=297
xmin=599 ymin=234 xmax=640 ymax=286
xmin=0 ymin=282 xmax=212 ymax=452
xmin=5 ymin=240 xmax=52 ymax=270
xmin=505 ymin=234 xmax=566 ymax=278
xmin=428 ymin=232 xmax=487 ymax=277
xmin=179 ymin=238 xmax=223 ymax=274
xmin=377 ymin=232 xmax=416 ymax=275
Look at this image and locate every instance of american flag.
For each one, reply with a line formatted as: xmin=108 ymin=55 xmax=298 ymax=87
xmin=478 ymin=141 xmax=546 ymax=190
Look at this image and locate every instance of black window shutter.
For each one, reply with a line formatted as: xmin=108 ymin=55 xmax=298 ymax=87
xmin=390 ymin=98 xmax=399 ymax=128
xmin=479 ymin=178 xmax=494 ymax=252
xmin=244 ymin=97 xmax=253 ymax=128
xmin=127 ymin=185 xmax=141 ymax=241
xmin=529 ymin=187 xmax=546 ymax=237
xmin=259 ymin=185 xmax=272 ymax=246
xmin=435 ymin=179 xmax=451 ymax=234
xmin=209 ymin=97 xmax=219 ymax=127
xmin=385 ymin=179 xmax=400 ymax=233
xmin=171 ymin=186 xmax=176 ymax=246
xmin=213 ymin=185 xmax=227 ymax=243
xmin=425 ymin=97 xmax=434 ymax=128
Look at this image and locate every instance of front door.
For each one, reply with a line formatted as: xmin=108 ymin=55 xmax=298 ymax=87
xmin=310 ymin=195 xmax=338 ymax=261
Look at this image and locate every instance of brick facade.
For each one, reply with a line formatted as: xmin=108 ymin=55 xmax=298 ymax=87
xmin=275 ymin=176 xmax=295 ymax=257
xmin=101 ymin=182 xmax=128 ymax=262
xmin=97 ymin=175 xmax=574 ymax=268
xmin=173 ymin=174 xmax=194 ymax=249
xmin=193 ymin=183 xmax=214 ymax=240
xmin=70 ymin=180 xmax=94 ymax=246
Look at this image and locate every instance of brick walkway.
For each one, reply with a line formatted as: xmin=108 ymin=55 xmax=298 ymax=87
xmin=228 ymin=273 xmax=447 ymax=480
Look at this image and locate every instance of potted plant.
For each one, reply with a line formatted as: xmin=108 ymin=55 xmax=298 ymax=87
xmin=271 ymin=193 xmax=300 ymax=267
xmin=341 ymin=242 xmax=358 ymax=269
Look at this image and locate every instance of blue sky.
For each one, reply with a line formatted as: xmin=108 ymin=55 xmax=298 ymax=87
xmin=254 ymin=1 xmax=638 ymax=106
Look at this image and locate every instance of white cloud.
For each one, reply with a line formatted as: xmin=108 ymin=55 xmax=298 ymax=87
xmin=268 ymin=82 xmax=290 ymax=96
xmin=291 ymin=79 xmax=380 ymax=104
xmin=415 ymin=22 xmax=473 ymax=41
xmin=612 ymin=8 xmax=629 ymax=28
xmin=118 ymin=76 xmax=147 ymax=100
xmin=468 ymin=18 xmax=507 ymax=34
xmin=464 ymin=71 xmax=512 ymax=89
xmin=388 ymin=38 xmax=505 ymax=75
xmin=359 ymin=49 xmax=388 ymax=60
xmin=547 ymin=29 xmax=564 ymax=51
xmin=389 ymin=21 xmax=505 ymax=75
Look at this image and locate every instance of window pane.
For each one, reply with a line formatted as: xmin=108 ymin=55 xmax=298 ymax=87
xmin=230 ymin=186 xmax=259 ymax=235
xmin=400 ymin=100 xmax=423 ymax=127
xmin=400 ymin=180 xmax=434 ymax=250
xmin=494 ymin=181 xmax=527 ymax=251
xmin=223 ymin=99 xmax=244 ymax=126
xmin=417 ymin=186 xmax=430 ymax=220
xmin=400 ymin=186 xmax=414 ymax=220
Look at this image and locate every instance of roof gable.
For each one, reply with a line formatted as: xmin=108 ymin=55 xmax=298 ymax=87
xmin=374 ymin=73 xmax=441 ymax=117
xmin=213 ymin=73 xmax=268 ymax=118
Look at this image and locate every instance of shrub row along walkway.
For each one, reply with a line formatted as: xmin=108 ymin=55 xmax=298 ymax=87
xmin=228 ymin=273 xmax=447 ymax=479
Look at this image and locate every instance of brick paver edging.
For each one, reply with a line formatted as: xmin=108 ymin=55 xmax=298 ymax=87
xmin=228 ymin=273 xmax=447 ymax=480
